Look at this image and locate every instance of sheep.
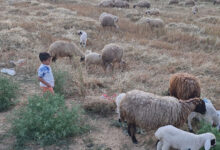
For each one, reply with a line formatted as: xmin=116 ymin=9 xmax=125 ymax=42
xmin=185 ymin=0 xmax=195 ymax=6
xmin=99 ymin=0 xmax=115 ymax=7
xmin=85 ymin=51 xmax=103 ymax=71
xmin=192 ymin=6 xmax=198 ymax=15
xmin=188 ymin=98 xmax=220 ymax=133
xmin=168 ymin=0 xmax=179 ymax=5
xmin=48 ymin=40 xmax=85 ymax=62
xmin=155 ymin=125 xmax=216 ymax=150
xmin=146 ymin=8 xmax=160 ymax=15
xmin=144 ymin=18 xmax=164 ymax=28
xmin=114 ymin=0 xmax=129 ymax=8
xmin=213 ymin=0 xmax=220 ymax=5
xmin=99 ymin=12 xmax=119 ymax=28
xmin=169 ymin=73 xmax=201 ymax=100
xmin=120 ymin=90 xmax=206 ymax=144
xmin=115 ymin=93 xmax=126 ymax=121
xmin=133 ymin=1 xmax=151 ymax=8
xmin=101 ymin=43 xmax=125 ymax=73
xmin=77 ymin=30 xmax=87 ymax=48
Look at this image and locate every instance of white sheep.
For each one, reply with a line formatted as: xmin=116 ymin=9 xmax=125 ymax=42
xmin=138 ymin=18 xmax=164 ymax=28
xmin=213 ymin=0 xmax=220 ymax=5
xmin=155 ymin=125 xmax=216 ymax=150
xmin=133 ymin=1 xmax=151 ymax=8
xmin=188 ymin=98 xmax=220 ymax=133
xmin=120 ymin=90 xmax=206 ymax=144
xmin=115 ymin=93 xmax=126 ymax=121
xmin=77 ymin=30 xmax=87 ymax=48
xmin=146 ymin=8 xmax=160 ymax=15
xmin=114 ymin=0 xmax=129 ymax=8
xmin=85 ymin=51 xmax=102 ymax=71
xmin=99 ymin=12 xmax=119 ymax=28
xmin=168 ymin=0 xmax=179 ymax=5
xmin=48 ymin=40 xmax=85 ymax=62
xmin=99 ymin=0 xmax=115 ymax=7
xmin=185 ymin=0 xmax=195 ymax=6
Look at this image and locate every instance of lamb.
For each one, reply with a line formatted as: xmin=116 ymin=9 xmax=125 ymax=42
xmin=146 ymin=8 xmax=160 ymax=15
xmin=48 ymin=40 xmax=85 ymax=62
xmin=185 ymin=0 xmax=195 ymax=6
xmin=213 ymin=0 xmax=220 ymax=5
xmin=101 ymin=43 xmax=125 ymax=73
xmin=188 ymin=98 xmax=220 ymax=133
xmin=120 ymin=90 xmax=206 ymax=144
xmin=168 ymin=0 xmax=179 ymax=5
xmin=85 ymin=51 xmax=103 ymax=71
xmin=115 ymin=93 xmax=126 ymax=121
xmin=99 ymin=0 xmax=115 ymax=7
xmin=114 ymin=0 xmax=129 ymax=8
xmin=133 ymin=1 xmax=151 ymax=8
xmin=77 ymin=30 xmax=87 ymax=48
xmin=192 ymin=6 xmax=198 ymax=14
xmin=155 ymin=125 xmax=216 ymax=150
xmin=99 ymin=12 xmax=119 ymax=28
xmin=169 ymin=73 xmax=201 ymax=100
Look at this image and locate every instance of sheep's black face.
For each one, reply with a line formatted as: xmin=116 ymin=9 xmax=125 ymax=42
xmin=80 ymin=57 xmax=85 ymax=62
xmin=211 ymin=139 xmax=216 ymax=147
xmin=78 ymin=31 xmax=82 ymax=35
xmin=194 ymin=100 xmax=206 ymax=114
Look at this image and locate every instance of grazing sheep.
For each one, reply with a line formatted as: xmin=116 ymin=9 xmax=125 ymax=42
xmin=114 ymin=0 xmax=129 ymax=8
xmin=214 ymin=0 xmax=220 ymax=5
xmin=133 ymin=1 xmax=151 ymax=8
xmin=168 ymin=0 xmax=179 ymax=5
xmin=169 ymin=73 xmax=201 ymax=100
xmin=192 ymin=6 xmax=198 ymax=14
xmin=101 ymin=43 xmax=125 ymax=73
xmin=185 ymin=0 xmax=195 ymax=6
xmin=144 ymin=18 xmax=164 ymax=28
xmin=77 ymin=30 xmax=87 ymax=48
xmin=49 ymin=40 xmax=85 ymax=62
xmin=146 ymin=8 xmax=160 ymax=15
xmin=85 ymin=51 xmax=103 ymax=71
xmin=99 ymin=12 xmax=119 ymax=28
xmin=99 ymin=0 xmax=115 ymax=7
xmin=115 ymin=93 xmax=126 ymax=121
xmin=120 ymin=90 xmax=206 ymax=144
xmin=155 ymin=125 xmax=216 ymax=150
xmin=188 ymin=98 xmax=220 ymax=133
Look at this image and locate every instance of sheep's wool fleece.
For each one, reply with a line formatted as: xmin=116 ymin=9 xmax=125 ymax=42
xmin=120 ymin=90 xmax=193 ymax=130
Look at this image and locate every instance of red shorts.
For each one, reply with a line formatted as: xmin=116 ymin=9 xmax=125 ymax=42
xmin=40 ymin=87 xmax=54 ymax=94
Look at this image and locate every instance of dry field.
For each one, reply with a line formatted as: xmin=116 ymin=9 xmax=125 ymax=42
xmin=0 ymin=0 xmax=220 ymax=149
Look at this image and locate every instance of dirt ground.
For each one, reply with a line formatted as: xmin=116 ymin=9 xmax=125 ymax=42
xmin=0 ymin=0 xmax=220 ymax=149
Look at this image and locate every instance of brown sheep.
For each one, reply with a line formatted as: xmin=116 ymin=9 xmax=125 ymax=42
xmin=169 ymin=73 xmax=201 ymax=100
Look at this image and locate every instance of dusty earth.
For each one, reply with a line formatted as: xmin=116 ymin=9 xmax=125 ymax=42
xmin=0 ymin=0 xmax=220 ymax=149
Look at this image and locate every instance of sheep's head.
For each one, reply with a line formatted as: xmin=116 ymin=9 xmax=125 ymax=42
xmin=80 ymin=56 xmax=85 ymax=62
xmin=193 ymin=98 xmax=206 ymax=114
xmin=77 ymin=30 xmax=83 ymax=35
xmin=114 ymin=16 xmax=119 ymax=23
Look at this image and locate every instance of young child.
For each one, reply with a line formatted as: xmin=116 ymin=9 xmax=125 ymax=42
xmin=38 ymin=52 xmax=55 ymax=94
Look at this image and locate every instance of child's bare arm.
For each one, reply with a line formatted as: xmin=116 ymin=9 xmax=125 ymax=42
xmin=38 ymin=77 xmax=51 ymax=87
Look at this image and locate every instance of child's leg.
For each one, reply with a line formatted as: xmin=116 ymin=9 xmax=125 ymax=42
xmin=41 ymin=87 xmax=54 ymax=94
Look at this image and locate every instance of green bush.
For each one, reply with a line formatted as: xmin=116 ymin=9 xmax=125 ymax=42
xmin=197 ymin=121 xmax=220 ymax=150
xmin=11 ymin=93 xmax=89 ymax=146
xmin=0 ymin=76 xmax=18 ymax=112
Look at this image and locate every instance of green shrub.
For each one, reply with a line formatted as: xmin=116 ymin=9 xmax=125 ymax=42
xmin=53 ymin=69 xmax=72 ymax=96
xmin=0 ymin=76 xmax=18 ymax=112
xmin=197 ymin=121 xmax=220 ymax=150
xmin=11 ymin=93 xmax=89 ymax=146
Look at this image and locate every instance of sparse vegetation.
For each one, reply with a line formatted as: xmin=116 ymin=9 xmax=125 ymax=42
xmin=11 ymin=93 xmax=89 ymax=147
xmin=0 ymin=76 xmax=18 ymax=112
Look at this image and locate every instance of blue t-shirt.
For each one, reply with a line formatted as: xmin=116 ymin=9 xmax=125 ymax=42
xmin=38 ymin=64 xmax=54 ymax=87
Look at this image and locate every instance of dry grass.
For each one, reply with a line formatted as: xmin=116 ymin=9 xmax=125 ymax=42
xmin=149 ymin=40 xmax=175 ymax=50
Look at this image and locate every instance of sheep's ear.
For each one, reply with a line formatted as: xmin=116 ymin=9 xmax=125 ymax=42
xmin=204 ymin=140 xmax=211 ymax=150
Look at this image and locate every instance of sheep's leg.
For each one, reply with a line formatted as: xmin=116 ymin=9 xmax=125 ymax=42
xmin=161 ymin=143 xmax=170 ymax=150
xmin=187 ymin=112 xmax=197 ymax=133
xmin=127 ymin=124 xmax=131 ymax=136
xmin=129 ymin=123 xmax=138 ymax=144
xmin=52 ymin=56 xmax=57 ymax=62
xmin=156 ymin=141 xmax=162 ymax=150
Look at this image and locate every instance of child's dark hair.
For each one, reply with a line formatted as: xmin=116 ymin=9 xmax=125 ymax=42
xmin=39 ymin=52 xmax=51 ymax=62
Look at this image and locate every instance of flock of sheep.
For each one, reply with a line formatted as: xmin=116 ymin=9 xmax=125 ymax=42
xmin=45 ymin=0 xmax=220 ymax=149
xmin=116 ymin=73 xmax=219 ymax=150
